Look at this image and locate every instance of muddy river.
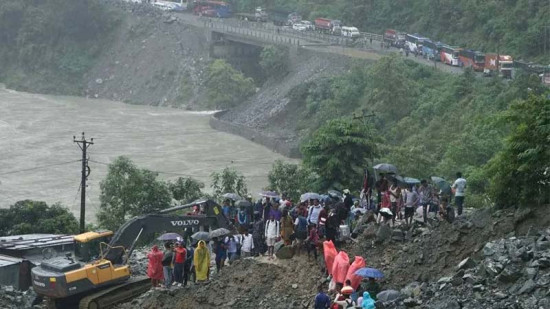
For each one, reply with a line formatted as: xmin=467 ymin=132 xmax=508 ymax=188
xmin=0 ymin=86 xmax=298 ymax=222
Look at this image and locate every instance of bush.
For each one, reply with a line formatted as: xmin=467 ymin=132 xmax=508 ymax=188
xmin=267 ymin=160 xmax=319 ymax=203
xmin=259 ymin=45 xmax=289 ymax=78
xmin=210 ymin=167 xmax=248 ymax=199
xmin=204 ymin=59 xmax=255 ymax=109
xmin=0 ymin=200 xmax=79 ymax=235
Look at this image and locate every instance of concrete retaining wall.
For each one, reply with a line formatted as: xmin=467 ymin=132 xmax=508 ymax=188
xmin=209 ymin=110 xmax=301 ymax=158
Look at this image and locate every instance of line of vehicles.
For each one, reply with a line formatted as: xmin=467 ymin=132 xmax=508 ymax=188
xmin=384 ymin=30 xmax=549 ymax=83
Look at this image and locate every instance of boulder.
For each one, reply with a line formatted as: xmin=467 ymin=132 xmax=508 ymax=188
xmin=376 ymin=289 xmax=402 ymax=303
xmin=497 ymin=264 xmax=522 ymax=283
xmin=275 ymin=243 xmax=294 ymax=259
xmin=400 ymin=282 xmax=422 ymax=298
xmin=403 ymin=297 xmax=421 ymax=307
xmin=483 ymin=242 xmax=497 ymax=256
xmin=525 ymin=267 xmax=538 ymax=280
xmin=376 ymin=224 xmax=392 ymax=243
xmin=518 ymin=279 xmax=536 ymax=294
xmin=457 ymin=257 xmax=476 ymax=270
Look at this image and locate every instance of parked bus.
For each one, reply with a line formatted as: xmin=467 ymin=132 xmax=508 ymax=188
xmin=192 ymin=0 xmax=231 ymax=17
xmin=405 ymin=33 xmax=426 ymax=55
xmin=440 ymin=45 xmax=461 ymax=66
xmin=458 ymin=49 xmax=485 ymax=71
xmin=422 ymin=40 xmax=441 ymax=61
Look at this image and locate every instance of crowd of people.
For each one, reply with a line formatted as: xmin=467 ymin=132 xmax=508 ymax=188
xmin=145 ymin=170 xmax=467 ymax=308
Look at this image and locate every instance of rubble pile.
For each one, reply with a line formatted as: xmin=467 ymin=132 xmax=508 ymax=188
xmin=376 ymin=229 xmax=550 ymax=309
xmin=129 ymin=247 xmax=149 ymax=276
xmin=0 ymin=285 xmax=39 ymax=309
xmin=118 ymin=257 xmax=324 ymax=309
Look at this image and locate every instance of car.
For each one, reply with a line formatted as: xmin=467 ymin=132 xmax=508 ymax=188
xmin=301 ymin=20 xmax=315 ymax=30
xmin=292 ymin=23 xmax=307 ymax=31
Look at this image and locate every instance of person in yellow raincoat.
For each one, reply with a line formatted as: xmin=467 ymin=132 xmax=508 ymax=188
xmin=193 ymin=240 xmax=210 ymax=282
xmin=280 ymin=209 xmax=294 ymax=245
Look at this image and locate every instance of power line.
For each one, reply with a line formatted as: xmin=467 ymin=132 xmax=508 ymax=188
xmin=0 ymin=160 xmax=81 ymax=176
xmin=88 ymin=159 xmax=268 ymax=178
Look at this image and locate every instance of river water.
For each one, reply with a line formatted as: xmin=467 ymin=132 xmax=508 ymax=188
xmin=0 ymin=86 xmax=298 ymax=222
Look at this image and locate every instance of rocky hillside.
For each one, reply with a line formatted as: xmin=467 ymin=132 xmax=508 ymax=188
xmin=84 ymin=1 xmax=209 ymax=107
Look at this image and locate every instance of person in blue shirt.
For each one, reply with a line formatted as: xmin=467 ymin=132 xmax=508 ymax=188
xmin=314 ymin=285 xmax=331 ymax=309
xmin=222 ymin=199 xmax=231 ymax=220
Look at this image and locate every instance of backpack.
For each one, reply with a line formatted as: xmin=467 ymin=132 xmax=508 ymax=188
xmin=297 ymin=217 xmax=307 ymax=232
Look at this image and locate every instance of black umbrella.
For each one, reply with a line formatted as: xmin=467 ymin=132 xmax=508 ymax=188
xmin=191 ymin=231 xmax=210 ymax=242
xmin=235 ymin=200 xmax=252 ymax=207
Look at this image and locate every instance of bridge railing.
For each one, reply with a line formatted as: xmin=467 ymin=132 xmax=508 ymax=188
xmin=200 ymin=16 xmax=384 ymax=48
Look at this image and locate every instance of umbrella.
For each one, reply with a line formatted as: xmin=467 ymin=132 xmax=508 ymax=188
xmin=355 ymin=267 xmax=385 ymax=279
xmin=431 ymin=176 xmax=452 ymax=195
xmin=373 ymin=163 xmax=398 ymax=174
xmin=209 ymin=228 xmax=231 ymax=239
xmin=191 ymin=231 xmax=210 ymax=242
xmin=259 ymin=191 xmax=279 ymax=198
xmin=235 ymin=200 xmax=252 ymax=208
xmin=157 ymin=232 xmax=183 ymax=242
xmin=300 ymin=192 xmax=321 ymax=202
xmin=376 ymin=290 xmax=402 ymax=302
xmin=403 ymin=177 xmax=421 ymax=184
xmin=379 ymin=207 xmax=393 ymax=218
xmin=222 ymin=193 xmax=242 ymax=201
xmin=327 ymin=190 xmax=343 ymax=199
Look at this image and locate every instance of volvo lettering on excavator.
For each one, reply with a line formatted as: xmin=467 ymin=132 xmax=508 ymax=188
xmin=31 ymin=199 xmax=230 ymax=309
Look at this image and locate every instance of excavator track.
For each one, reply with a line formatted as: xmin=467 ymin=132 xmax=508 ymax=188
xmin=78 ymin=276 xmax=151 ymax=309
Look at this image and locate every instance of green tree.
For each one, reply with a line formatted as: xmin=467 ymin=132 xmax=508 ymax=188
xmin=301 ymin=118 xmax=378 ymax=190
xmin=259 ymin=45 xmax=289 ymax=78
xmin=210 ymin=167 xmax=248 ymax=199
xmin=168 ymin=177 xmax=205 ymax=204
xmin=267 ymin=160 xmax=318 ymax=202
xmin=204 ymin=59 xmax=255 ymax=109
xmin=97 ymin=156 xmax=172 ymax=231
xmin=0 ymin=200 xmax=79 ymax=235
xmin=485 ymin=95 xmax=550 ymax=208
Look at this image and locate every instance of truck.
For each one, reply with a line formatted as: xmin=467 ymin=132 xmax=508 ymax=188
xmin=235 ymin=7 xmax=268 ymax=22
xmin=267 ymin=9 xmax=300 ymax=26
xmin=31 ymin=200 xmax=232 ymax=309
xmin=484 ymin=53 xmax=514 ymax=79
xmin=314 ymin=18 xmax=341 ymax=35
xmin=383 ymin=29 xmax=405 ymax=48
xmin=458 ymin=49 xmax=485 ymax=71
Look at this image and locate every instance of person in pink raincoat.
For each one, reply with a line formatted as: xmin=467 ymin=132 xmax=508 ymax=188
xmin=147 ymin=245 xmax=164 ymax=287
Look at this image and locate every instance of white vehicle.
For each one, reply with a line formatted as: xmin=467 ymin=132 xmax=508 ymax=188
xmin=153 ymin=0 xmax=187 ymax=11
xmin=301 ymin=20 xmax=314 ymax=31
xmin=341 ymin=26 xmax=360 ymax=38
xmin=292 ymin=23 xmax=307 ymax=31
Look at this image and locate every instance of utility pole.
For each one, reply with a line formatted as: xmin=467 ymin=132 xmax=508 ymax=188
xmin=74 ymin=132 xmax=93 ymax=233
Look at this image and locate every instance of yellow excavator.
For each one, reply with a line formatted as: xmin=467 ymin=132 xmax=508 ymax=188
xmin=31 ymin=200 xmax=230 ymax=309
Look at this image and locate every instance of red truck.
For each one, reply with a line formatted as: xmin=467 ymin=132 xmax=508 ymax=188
xmin=314 ymin=18 xmax=341 ymax=35
xmin=484 ymin=53 xmax=514 ymax=79
xmin=383 ymin=29 xmax=405 ymax=48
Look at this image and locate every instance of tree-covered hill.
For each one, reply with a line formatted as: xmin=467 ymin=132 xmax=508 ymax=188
xmin=0 ymin=0 xmax=121 ymax=94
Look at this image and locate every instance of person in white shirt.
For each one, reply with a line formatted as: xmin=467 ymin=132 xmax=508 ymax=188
xmin=307 ymin=199 xmax=322 ymax=225
xmin=404 ymin=185 xmax=418 ymax=227
xmin=240 ymin=231 xmax=254 ymax=257
xmin=264 ymin=216 xmax=280 ymax=259
xmin=452 ymin=172 xmax=467 ymax=216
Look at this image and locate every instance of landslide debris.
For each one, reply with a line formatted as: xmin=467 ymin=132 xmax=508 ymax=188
xmin=117 ymin=257 xmax=324 ymax=309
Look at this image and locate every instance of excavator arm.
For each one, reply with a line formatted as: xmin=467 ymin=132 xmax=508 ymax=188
xmin=103 ymin=199 xmax=230 ymax=264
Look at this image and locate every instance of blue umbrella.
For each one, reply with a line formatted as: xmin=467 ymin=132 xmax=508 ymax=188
xmin=157 ymin=232 xmax=183 ymax=242
xmin=403 ymin=177 xmax=421 ymax=184
xmin=355 ymin=267 xmax=384 ymax=279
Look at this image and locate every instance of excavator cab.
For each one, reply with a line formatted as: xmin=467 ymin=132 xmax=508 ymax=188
xmin=73 ymin=231 xmax=114 ymax=263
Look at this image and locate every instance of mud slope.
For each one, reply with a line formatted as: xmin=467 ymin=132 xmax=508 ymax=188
xmin=118 ymin=257 xmax=324 ymax=309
